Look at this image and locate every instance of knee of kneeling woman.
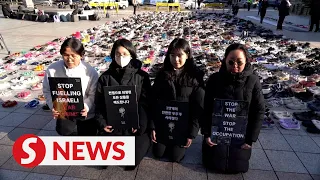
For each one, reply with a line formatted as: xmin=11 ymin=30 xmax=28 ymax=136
xmin=172 ymin=150 xmax=186 ymax=163
xmin=172 ymin=154 xmax=185 ymax=163
xmin=152 ymin=146 xmax=165 ymax=158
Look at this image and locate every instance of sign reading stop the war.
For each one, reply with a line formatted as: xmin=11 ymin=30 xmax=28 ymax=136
xmin=211 ymin=99 xmax=249 ymax=146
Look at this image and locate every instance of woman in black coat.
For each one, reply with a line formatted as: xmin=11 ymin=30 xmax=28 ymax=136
xmin=201 ymin=43 xmax=265 ymax=173
xmin=309 ymin=0 xmax=320 ymax=32
xmin=276 ymin=0 xmax=290 ymax=30
xmin=94 ymin=39 xmax=151 ymax=170
xmin=150 ymin=38 xmax=205 ymax=162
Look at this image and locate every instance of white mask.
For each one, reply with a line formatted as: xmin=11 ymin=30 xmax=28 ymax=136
xmin=116 ymin=56 xmax=131 ymax=68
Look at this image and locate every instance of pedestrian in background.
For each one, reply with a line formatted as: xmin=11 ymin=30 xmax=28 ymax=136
xmin=276 ymin=0 xmax=290 ymax=30
xmin=247 ymin=0 xmax=252 ymax=11
xmin=133 ymin=0 xmax=138 ymax=15
xmin=309 ymin=0 xmax=320 ymax=32
xmin=260 ymin=0 xmax=268 ymax=24
xmin=258 ymin=0 xmax=262 ymax=15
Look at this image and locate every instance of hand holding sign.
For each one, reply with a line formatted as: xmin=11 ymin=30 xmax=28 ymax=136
xmin=80 ymin=107 xmax=88 ymax=118
xmin=206 ymin=137 xmax=217 ymax=147
xmin=132 ymin=128 xmax=137 ymax=134
xmin=104 ymin=126 xmax=114 ymax=133
xmin=184 ymin=138 xmax=192 ymax=148
xmin=151 ymin=130 xmax=157 ymax=143
xmin=241 ymin=143 xmax=252 ymax=149
xmin=52 ymin=108 xmax=60 ymax=120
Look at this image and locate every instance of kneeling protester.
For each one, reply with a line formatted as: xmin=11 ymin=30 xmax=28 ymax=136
xmin=94 ymin=39 xmax=151 ymax=170
xmin=43 ymin=38 xmax=99 ymax=136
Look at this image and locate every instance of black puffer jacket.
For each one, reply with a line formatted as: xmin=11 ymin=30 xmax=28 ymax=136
xmin=201 ymin=63 xmax=265 ymax=173
xmin=95 ymin=60 xmax=151 ymax=136
xmin=278 ymin=0 xmax=290 ymax=17
xmin=149 ymin=68 xmax=205 ymax=145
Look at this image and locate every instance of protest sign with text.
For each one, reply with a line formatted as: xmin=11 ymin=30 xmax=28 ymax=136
xmin=48 ymin=77 xmax=84 ymax=120
xmin=103 ymin=85 xmax=139 ymax=129
xmin=211 ymin=99 xmax=249 ymax=146
xmin=154 ymin=100 xmax=189 ymax=145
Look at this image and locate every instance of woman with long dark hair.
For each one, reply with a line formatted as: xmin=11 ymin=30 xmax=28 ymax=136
xmin=94 ymin=38 xmax=151 ymax=170
xmin=149 ymin=38 xmax=205 ymax=162
xmin=201 ymin=43 xmax=265 ymax=173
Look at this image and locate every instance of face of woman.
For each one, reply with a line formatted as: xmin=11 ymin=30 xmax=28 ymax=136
xmin=225 ymin=49 xmax=246 ymax=73
xmin=115 ymin=46 xmax=132 ymax=68
xmin=62 ymin=47 xmax=81 ymax=69
xmin=169 ymin=49 xmax=188 ymax=69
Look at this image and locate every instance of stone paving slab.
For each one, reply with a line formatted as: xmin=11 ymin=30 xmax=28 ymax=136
xmin=0 ymin=169 xmax=29 ymax=180
xmin=98 ymin=166 xmax=137 ymax=180
xmin=24 ymin=173 xmax=62 ymax=180
xmin=18 ymin=114 xmax=53 ymax=129
xmin=1 ymin=156 xmax=35 ymax=172
xmin=259 ymin=133 xmax=293 ymax=151
xmin=207 ymin=171 xmax=243 ymax=180
xmin=0 ymin=127 xmax=40 ymax=146
xmin=312 ymin=136 xmax=320 ymax=148
xmin=249 ymin=149 xmax=273 ymax=171
xmin=296 ymin=153 xmax=320 ymax=175
xmin=0 ymin=144 xmax=13 ymax=166
xmin=0 ymin=126 xmax=15 ymax=140
xmin=265 ymin=150 xmax=308 ymax=173
xmin=172 ymin=163 xmax=207 ymax=180
xmin=32 ymin=165 xmax=70 ymax=176
xmin=0 ymin=112 xmax=32 ymax=127
xmin=276 ymin=172 xmax=314 ymax=180
xmin=64 ymin=166 xmax=103 ymax=180
xmin=61 ymin=177 xmax=91 ymax=180
xmin=284 ymin=135 xmax=320 ymax=153
xmin=312 ymin=175 xmax=320 ymax=180
xmin=242 ymin=170 xmax=277 ymax=180
xmin=41 ymin=119 xmax=56 ymax=131
xmin=135 ymin=159 xmax=173 ymax=180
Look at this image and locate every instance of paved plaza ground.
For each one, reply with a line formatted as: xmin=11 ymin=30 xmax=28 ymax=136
xmin=0 ymin=7 xmax=320 ymax=180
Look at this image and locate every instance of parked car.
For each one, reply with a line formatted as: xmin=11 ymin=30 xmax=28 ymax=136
xmin=128 ymin=0 xmax=143 ymax=5
xmin=184 ymin=0 xmax=205 ymax=9
xmin=115 ymin=0 xmax=129 ymax=9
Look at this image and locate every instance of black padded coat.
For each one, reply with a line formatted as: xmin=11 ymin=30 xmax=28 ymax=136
xmin=201 ymin=63 xmax=265 ymax=173
xmin=94 ymin=60 xmax=151 ymax=136
xmin=149 ymin=68 xmax=205 ymax=145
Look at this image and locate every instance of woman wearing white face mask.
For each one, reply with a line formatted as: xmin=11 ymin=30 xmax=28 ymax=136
xmin=94 ymin=38 xmax=152 ymax=171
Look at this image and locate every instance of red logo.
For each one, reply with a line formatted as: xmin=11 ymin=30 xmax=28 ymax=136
xmin=12 ymin=134 xmax=46 ymax=168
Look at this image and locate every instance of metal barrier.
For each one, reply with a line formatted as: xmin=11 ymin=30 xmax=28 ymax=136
xmin=89 ymin=2 xmax=119 ymax=14
xmin=156 ymin=2 xmax=180 ymax=12
xmin=204 ymin=3 xmax=225 ymax=12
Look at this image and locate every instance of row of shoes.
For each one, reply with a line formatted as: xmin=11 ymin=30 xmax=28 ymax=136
xmin=0 ymin=12 xmax=320 ymax=130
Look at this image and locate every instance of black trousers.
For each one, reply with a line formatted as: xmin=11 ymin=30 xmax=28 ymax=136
xmin=202 ymin=140 xmax=251 ymax=173
xmin=260 ymin=10 xmax=266 ymax=23
xmin=277 ymin=15 xmax=286 ymax=30
xmin=133 ymin=5 xmax=137 ymax=15
xmin=310 ymin=15 xmax=320 ymax=31
xmin=153 ymin=142 xmax=186 ymax=162
xmin=56 ymin=118 xmax=97 ymax=136
xmin=247 ymin=3 xmax=251 ymax=11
